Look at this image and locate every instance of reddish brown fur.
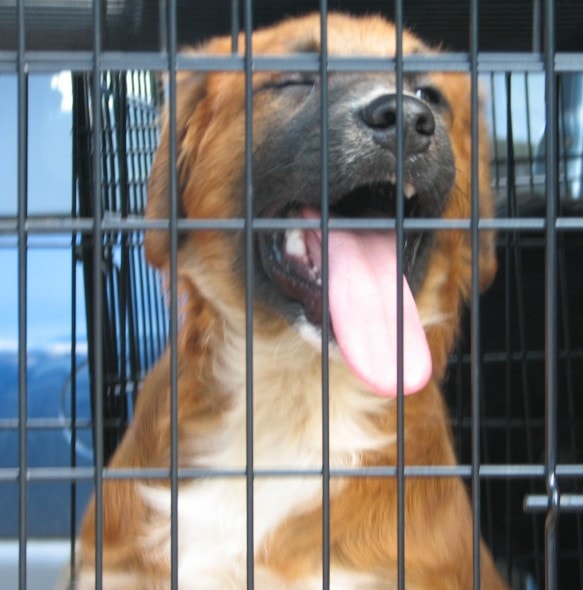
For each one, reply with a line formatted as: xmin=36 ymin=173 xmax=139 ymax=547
xmin=80 ymin=12 xmax=507 ymax=589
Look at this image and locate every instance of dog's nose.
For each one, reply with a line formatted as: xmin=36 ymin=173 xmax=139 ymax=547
xmin=360 ymin=94 xmax=435 ymax=155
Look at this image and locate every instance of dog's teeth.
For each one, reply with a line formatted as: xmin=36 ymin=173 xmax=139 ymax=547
xmin=309 ymin=266 xmax=322 ymax=285
xmin=285 ymin=229 xmax=307 ymax=258
xmin=404 ymin=183 xmax=417 ymax=199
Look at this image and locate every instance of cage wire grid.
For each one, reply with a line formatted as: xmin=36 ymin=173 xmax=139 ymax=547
xmin=1 ymin=0 xmax=583 ymax=588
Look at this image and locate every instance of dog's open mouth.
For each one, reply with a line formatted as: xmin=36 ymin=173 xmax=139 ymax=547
xmin=258 ymin=182 xmax=434 ymax=397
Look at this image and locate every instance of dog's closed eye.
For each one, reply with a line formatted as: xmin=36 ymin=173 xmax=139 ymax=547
xmin=255 ymin=74 xmax=317 ymax=94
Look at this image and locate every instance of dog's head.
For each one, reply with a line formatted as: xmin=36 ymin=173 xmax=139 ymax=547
xmin=146 ymin=12 xmax=496 ymax=395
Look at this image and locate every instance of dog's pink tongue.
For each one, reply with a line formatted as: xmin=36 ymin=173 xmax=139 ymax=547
xmin=327 ymin=229 xmax=432 ymax=397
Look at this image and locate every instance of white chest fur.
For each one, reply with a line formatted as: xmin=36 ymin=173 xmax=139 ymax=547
xmin=140 ymin=330 xmax=393 ymax=587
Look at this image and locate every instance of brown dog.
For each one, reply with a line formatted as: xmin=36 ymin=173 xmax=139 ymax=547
xmin=79 ymin=12 xmax=507 ymax=589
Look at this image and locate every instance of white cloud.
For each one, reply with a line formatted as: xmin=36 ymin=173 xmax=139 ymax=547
xmin=0 ymin=339 xmax=88 ymax=355
xmin=50 ymin=71 xmax=73 ymax=113
xmin=0 ymin=339 xmax=19 ymax=353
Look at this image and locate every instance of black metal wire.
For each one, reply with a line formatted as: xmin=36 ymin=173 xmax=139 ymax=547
xmin=318 ymin=4 xmax=331 ymax=588
xmin=503 ymin=72 xmax=544 ymax=585
xmin=90 ymin=0 xmax=105 ymax=587
xmin=69 ymin=107 xmax=80 ymax=581
xmin=115 ymin=75 xmax=131 ymax=432
xmin=16 ymin=0 xmax=28 ymax=587
xmin=489 ymin=74 xmax=502 ymax=191
xmin=128 ymin=73 xmax=167 ymax=368
xmin=243 ymin=0 xmax=255 ymax=586
xmin=1 ymin=50 xmax=581 ymax=75
xmin=469 ymin=0 xmax=482 ymax=586
xmin=524 ymin=74 xmax=537 ymax=195
xmin=394 ymin=1 xmax=406 ymax=588
xmin=230 ymin=0 xmax=239 ymax=54
xmin=559 ymin=79 xmax=570 ymax=202
xmin=532 ymin=0 xmax=542 ymax=53
xmin=543 ymin=0 xmax=559 ymax=587
xmin=556 ymin=231 xmax=583 ymax=589
xmin=10 ymin=215 xmax=583 ymax=235
xmin=165 ymin=0 xmax=180 ymax=587
xmin=3 ymin=3 xmax=583 ymax=589
xmin=503 ymin=72 xmax=514 ymax=584
xmin=2 ymin=462 xmax=583 ymax=484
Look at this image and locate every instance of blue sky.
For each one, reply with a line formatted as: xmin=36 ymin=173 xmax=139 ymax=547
xmin=0 ymin=72 xmax=86 ymax=351
xmin=0 ymin=75 xmax=92 ymax=541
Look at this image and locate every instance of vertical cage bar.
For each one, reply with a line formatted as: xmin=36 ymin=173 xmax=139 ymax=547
xmin=489 ymin=75 xmax=501 ymax=190
xmin=532 ymin=0 xmax=542 ymax=54
xmin=69 ymin=124 xmax=80 ymax=581
xmin=318 ymin=3 xmax=331 ymax=588
xmin=243 ymin=0 xmax=255 ymax=587
xmin=394 ymin=0 xmax=406 ymax=587
xmin=557 ymin=233 xmax=583 ymax=588
xmin=524 ymin=75 xmax=537 ymax=194
xmin=91 ymin=0 xmax=104 ymax=587
xmin=543 ymin=0 xmax=559 ymax=587
xmin=503 ymin=74 xmax=514 ymax=583
xmin=230 ymin=0 xmax=239 ymax=54
xmin=16 ymin=0 xmax=28 ymax=587
xmin=165 ymin=0 xmax=180 ymax=587
xmin=509 ymin=71 xmax=543 ymax=582
xmin=118 ymin=74 xmax=130 ymax=431
xmin=469 ymin=0 xmax=482 ymax=587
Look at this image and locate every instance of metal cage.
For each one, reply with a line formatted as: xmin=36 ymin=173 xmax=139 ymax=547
xmin=1 ymin=1 xmax=582 ymax=589
xmin=74 ymin=70 xmax=168 ymax=463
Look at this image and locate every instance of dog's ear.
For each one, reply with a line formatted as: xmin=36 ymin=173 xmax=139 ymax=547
xmin=144 ymin=70 xmax=210 ymax=270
